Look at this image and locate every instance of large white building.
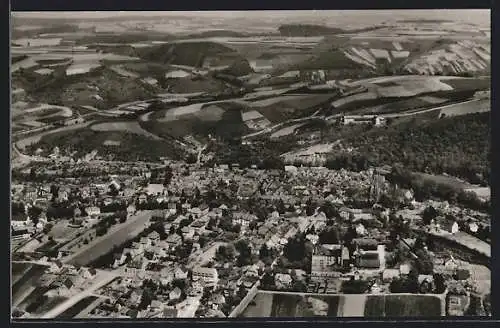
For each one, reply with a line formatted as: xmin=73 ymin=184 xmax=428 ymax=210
xmin=192 ymin=266 xmax=219 ymax=288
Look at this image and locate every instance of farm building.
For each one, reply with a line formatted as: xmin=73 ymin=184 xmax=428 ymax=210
xmin=438 ymin=219 xmax=459 ymax=234
xmin=339 ymin=115 xmax=386 ymax=126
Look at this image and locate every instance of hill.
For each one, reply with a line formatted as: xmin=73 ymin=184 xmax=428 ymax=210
xmin=325 ymin=112 xmax=490 ymax=185
xmin=185 ymin=30 xmax=248 ymax=38
xmin=137 ymin=42 xmax=236 ymax=67
xmin=141 ymin=101 xmax=251 ymax=141
xmin=292 ymin=50 xmax=367 ymax=71
xmin=278 ymin=24 xmax=344 ymax=36
xmin=220 ymin=58 xmax=255 ymax=77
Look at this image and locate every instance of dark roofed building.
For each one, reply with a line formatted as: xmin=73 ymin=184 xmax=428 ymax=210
xmin=356 ymin=252 xmax=380 ymax=269
xmin=352 ymin=238 xmax=378 ymax=251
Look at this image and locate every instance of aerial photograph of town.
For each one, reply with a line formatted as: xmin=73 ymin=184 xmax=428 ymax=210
xmin=10 ymin=9 xmax=491 ymax=319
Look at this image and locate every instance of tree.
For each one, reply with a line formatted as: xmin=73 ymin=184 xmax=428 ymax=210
xmin=422 ymin=206 xmax=439 ymax=225
xmin=292 ymin=279 xmax=307 ymax=292
xmin=50 ymin=184 xmax=59 ymax=200
xmin=215 ymin=245 xmax=235 ymax=261
xmin=276 ymin=199 xmax=286 ymax=214
xmin=261 ymin=270 xmax=275 ymax=290
xmin=235 ymin=240 xmax=252 ymax=267
xmin=318 ymin=227 xmax=340 ymax=245
xmin=28 ymin=206 xmax=42 ymax=225
xmin=320 ymin=202 xmax=339 ymax=219
xmin=186 ymin=153 xmax=197 ymax=164
xmin=248 ymin=220 xmax=258 ymax=231
xmin=433 ymin=273 xmax=446 ymax=294
xmin=259 ymin=156 xmax=284 ymax=170
xmin=108 ymin=184 xmax=119 ymax=197
xmin=96 ymin=225 xmax=108 ymax=237
xmin=42 ymin=222 xmax=53 ymax=234
xmin=341 ymin=279 xmax=370 ymax=294
xmin=199 ymin=235 xmax=209 ymax=248
xmin=259 ymin=244 xmax=271 ymax=260
xmin=138 ymin=289 xmax=154 ymax=310
xmin=414 ymin=249 xmax=434 ymax=275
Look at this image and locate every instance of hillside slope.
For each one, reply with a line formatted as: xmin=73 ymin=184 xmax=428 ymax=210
xmin=138 ymin=42 xmax=236 ymax=67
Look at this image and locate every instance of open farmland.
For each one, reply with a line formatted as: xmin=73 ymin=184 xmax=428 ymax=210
xmin=364 ymin=295 xmax=443 ymax=317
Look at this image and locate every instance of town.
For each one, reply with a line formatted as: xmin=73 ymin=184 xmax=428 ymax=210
xmin=11 ymin=9 xmax=491 ymax=320
xmin=12 ymin=154 xmax=491 ymax=318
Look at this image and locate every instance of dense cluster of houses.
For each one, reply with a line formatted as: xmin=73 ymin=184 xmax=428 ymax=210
xmin=11 ymin=157 xmax=490 ymax=318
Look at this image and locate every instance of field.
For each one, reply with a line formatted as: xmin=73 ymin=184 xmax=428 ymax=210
xmin=12 ymin=264 xmax=49 ymax=307
xmin=38 ymin=115 xmax=68 ymax=124
xmin=12 ymin=52 xmax=140 ymax=74
xmin=438 ymin=98 xmax=490 ymax=117
xmin=28 ymin=296 xmax=68 ymax=315
xmin=413 ymin=172 xmax=475 ymax=190
xmin=90 ymin=121 xmax=162 ymax=139
xmin=271 ymin=123 xmax=306 ymax=139
xmin=65 ymin=211 xmax=151 ymax=266
xmin=56 ymin=296 xmax=99 ymax=319
xmin=240 ymin=292 xmax=440 ymax=318
xmin=364 ymin=295 xmax=443 ymax=317
xmin=48 ymin=219 xmax=84 ymax=242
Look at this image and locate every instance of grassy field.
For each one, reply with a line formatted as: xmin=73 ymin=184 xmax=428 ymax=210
xmin=364 ymin=295 xmax=442 ymax=317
